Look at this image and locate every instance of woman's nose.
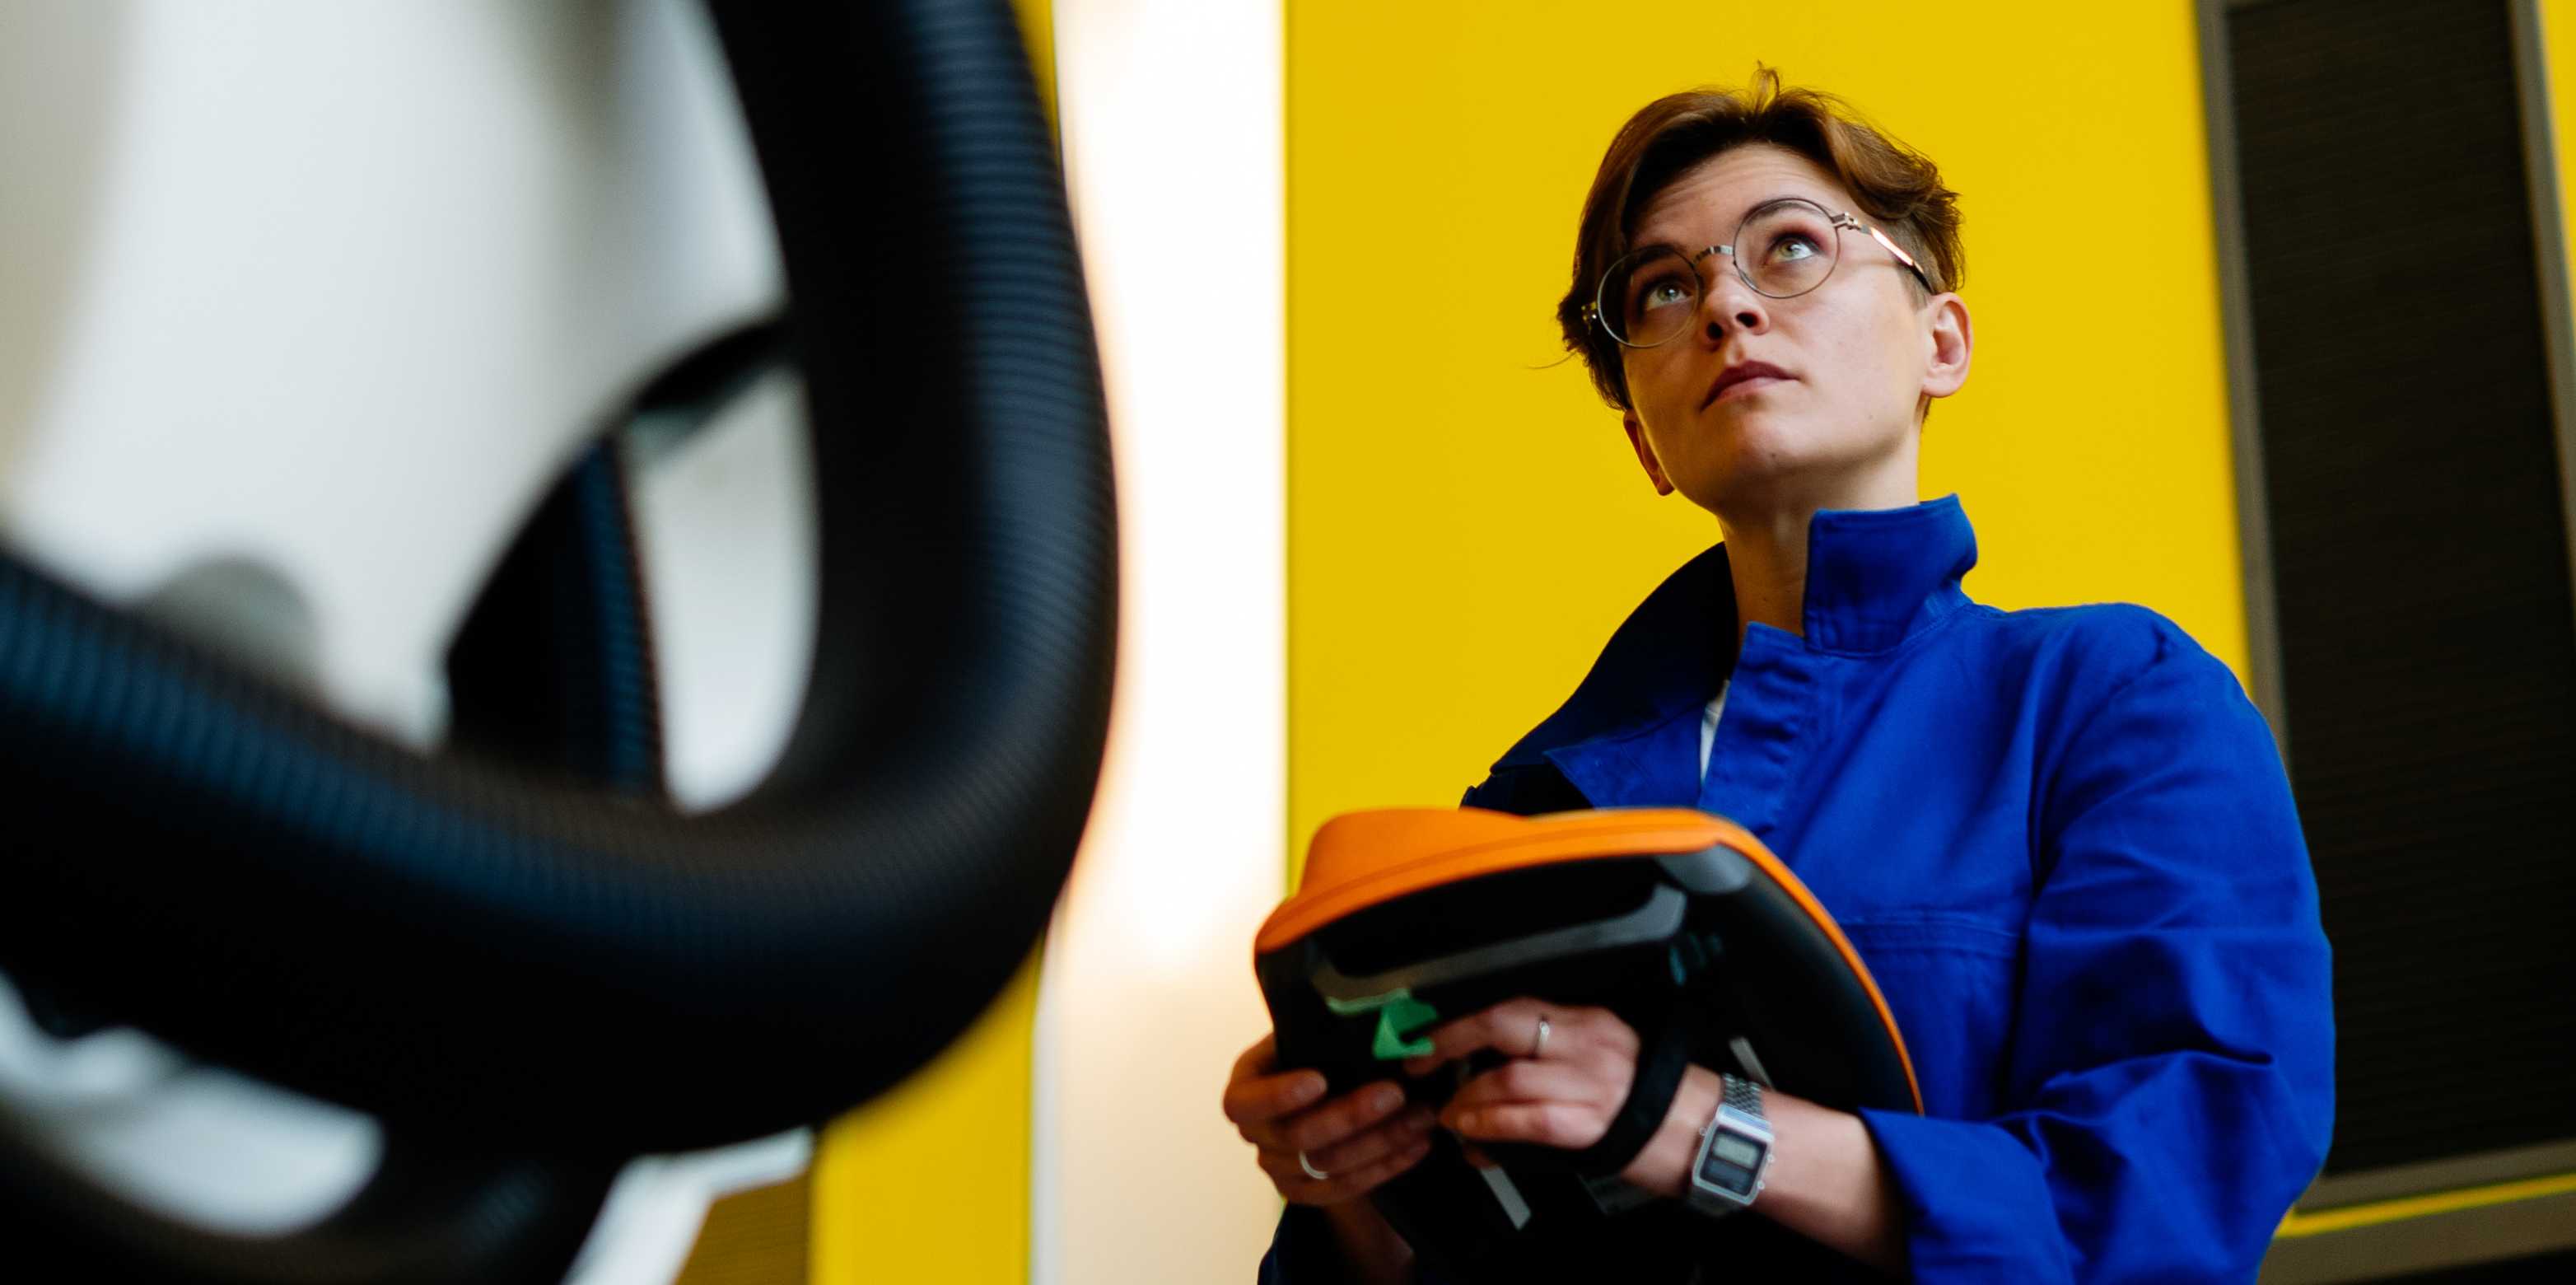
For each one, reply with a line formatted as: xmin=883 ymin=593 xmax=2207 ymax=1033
xmin=1701 ymin=264 xmax=1769 ymax=339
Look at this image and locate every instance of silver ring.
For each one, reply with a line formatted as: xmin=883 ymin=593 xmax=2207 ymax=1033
xmin=1533 ymin=1014 xmax=1552 ymax=1059
xmin=1297 ymin=1150 xmax=1331 ymax=1181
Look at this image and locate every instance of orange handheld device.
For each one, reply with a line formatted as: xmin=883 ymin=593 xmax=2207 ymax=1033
xmin=1255 ymin=807 xmax=1918 ymax=1278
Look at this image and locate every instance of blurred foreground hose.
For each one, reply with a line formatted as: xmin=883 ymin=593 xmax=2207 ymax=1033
xmin=0 ymin=2 xmax=1113 ymax=1278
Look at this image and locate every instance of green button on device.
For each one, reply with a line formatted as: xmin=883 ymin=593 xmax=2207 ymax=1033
xmin=1324 ymin=988 xmax=1441 ymax=1059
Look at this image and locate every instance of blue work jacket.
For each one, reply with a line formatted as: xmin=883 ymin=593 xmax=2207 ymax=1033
xmin=1262 ymin=496 xmax=2335 ymax=1282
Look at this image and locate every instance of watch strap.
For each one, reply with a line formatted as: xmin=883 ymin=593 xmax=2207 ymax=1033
xmin=1722 ymin=1072 xmax=1764 ymax=1119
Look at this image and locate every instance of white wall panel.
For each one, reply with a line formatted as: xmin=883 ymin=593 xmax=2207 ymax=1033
xmin=1038 ymin=1 xmax=1288 ymax=1280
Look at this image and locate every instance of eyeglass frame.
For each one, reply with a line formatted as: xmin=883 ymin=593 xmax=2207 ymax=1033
xmin=1580 ymin=197 xmax=1938 ymax=348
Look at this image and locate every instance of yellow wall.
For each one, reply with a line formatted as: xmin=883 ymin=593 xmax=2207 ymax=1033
xmin=813 ymin=955 xmax=1040 ymax=1284
xmin=1286 ymin=0 xmax=2247 ymax=865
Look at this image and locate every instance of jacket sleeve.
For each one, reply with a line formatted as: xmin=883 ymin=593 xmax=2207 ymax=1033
xmin=1459 ymin=762 xmax=1591 ymax=816
xmin=1855 ymin=628 xmax=2336 ymax=1282
xmin=1259 ymin=1207 xmax=1468 ymax=1284
xmin=1256 ymin=1207 xmax=1336 ymax=1283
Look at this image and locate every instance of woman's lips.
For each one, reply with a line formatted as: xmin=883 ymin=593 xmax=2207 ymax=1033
xmin=1710 ymin=374 xmax=1790 ymax=404
xmin=1701 ymin=361 xmax=1794 ymax=408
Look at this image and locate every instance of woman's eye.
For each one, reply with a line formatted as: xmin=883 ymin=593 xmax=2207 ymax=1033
xmin=1637 ymin=278 xmax=1691 ymax=310
xmin=1768 ymin=235 xmax=1821 ymax=262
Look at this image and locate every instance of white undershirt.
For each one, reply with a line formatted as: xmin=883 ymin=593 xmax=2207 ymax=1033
xmin=1697 ymin=680 xmax=1731 ymax=783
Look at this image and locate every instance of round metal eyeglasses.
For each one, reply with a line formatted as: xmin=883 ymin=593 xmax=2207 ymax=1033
xmin=1581 ymin=197 xmax=1935 ymax=348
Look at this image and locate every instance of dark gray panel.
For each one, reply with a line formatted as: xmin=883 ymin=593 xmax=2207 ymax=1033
xmin=2224 ymin=0 xmax=2576 ymax=1175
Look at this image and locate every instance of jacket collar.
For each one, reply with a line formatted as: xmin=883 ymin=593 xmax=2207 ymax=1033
xmin=1799 ymin=495 xmax=1980 ymax=654
xmin=1488 ymin=495 xmax=1978 ymax=775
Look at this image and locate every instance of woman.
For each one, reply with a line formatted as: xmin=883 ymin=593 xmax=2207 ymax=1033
xmin=1224 ymin=71 xmax=2335 ymax=1282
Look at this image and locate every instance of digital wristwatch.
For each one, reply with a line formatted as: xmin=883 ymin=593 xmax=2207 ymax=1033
xmin=1684 ymin=1073 xmax=1774 ymax=1218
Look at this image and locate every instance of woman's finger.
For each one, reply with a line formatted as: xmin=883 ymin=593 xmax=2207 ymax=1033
xmin=1290 ymin=1105 xmax=1437 ymax=1176
xmin=1404 ymin=1002 xmax=1641 ymax=1079
xmin=1444 ymin=1058 xmax=1617 ymax=1113
xmin=1276 ymin=1081 xmax=1412 ymax=1155
xmin=1222 ymin=1063 xmax=1326 ymax=1128
xmin=1262 ymin=1131 xmax=1436 ymax=1206
xmin=1444 ymin=1100 xmax=1611 ymax=1151
xmin=1231 ymin=1033 xmax=1279 ymax=1081
xmin=1221 ymin=1033 xmax=1314 ymax=1123
xmin=1402 ymin=998 xmax=1547 ymax=1074
xmin=1564 ymin=1004 xmax=1639 ymax=1058
xmin=1323 ymin=1132 xmax=1435 ymax=1199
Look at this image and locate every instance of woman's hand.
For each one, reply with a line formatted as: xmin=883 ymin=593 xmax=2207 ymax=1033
xmin=1401 ymin=998 xmax=1704 ymax=1194
xmin=1223 ymin=1033 xmax=1437 ymax=1207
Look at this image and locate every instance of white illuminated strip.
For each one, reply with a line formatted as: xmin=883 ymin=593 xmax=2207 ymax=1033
xmin=1035 ymin=2 xmax=1287 ymax=1283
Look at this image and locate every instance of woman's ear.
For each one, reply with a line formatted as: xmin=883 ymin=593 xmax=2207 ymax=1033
xmin=1622 ymin=412 xmax=1676 ymax=496
xmin=1920 ymin=293 xmax=1972 ymax=401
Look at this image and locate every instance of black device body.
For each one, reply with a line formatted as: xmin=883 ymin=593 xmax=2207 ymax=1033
xmin=1257 ymin=843 xmax=1914 ymax=1281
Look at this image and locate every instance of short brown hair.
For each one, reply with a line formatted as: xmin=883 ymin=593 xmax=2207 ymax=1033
xmin=1556 ymin=68 xmax=1964 ymax=410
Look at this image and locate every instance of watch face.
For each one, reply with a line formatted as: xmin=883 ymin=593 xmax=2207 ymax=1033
xmin=1698 ymin=1138 xmax=1766 ymax=1195
xmin=1711 ymin=1133 xmax=1763 ymax=1169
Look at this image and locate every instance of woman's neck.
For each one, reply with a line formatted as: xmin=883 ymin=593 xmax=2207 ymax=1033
xmin=1716 ymin=467 xmax=1923 ymax=650
xmin=1717 ymin=507 xmax=1813 ymax=648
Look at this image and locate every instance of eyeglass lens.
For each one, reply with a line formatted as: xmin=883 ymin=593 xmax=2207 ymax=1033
xmin=1601 ymin=200 xmax=1841 ymax=346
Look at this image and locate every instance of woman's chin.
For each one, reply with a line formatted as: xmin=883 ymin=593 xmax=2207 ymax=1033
xmin=1682 ymin=441 xmax=1805 ymax=501
xmin=1683 ymin=455 xmax=1873 ymax=518
xmin=1680 ymin=420 xmax=1913 ymax=512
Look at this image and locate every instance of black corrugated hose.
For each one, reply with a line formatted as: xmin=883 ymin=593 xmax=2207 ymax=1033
xmin=0 ymin=2 xmax=1113 ymax=1279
